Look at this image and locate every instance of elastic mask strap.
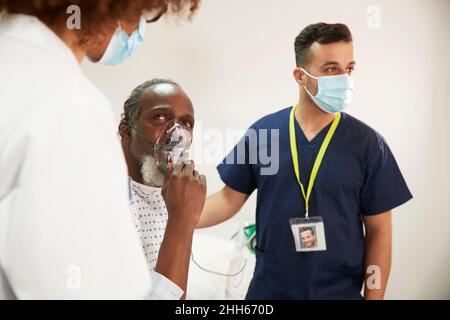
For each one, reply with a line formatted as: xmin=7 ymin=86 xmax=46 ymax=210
xmin=166 ymin=122 xmax=181 ymax=134
xmin=300 ymin=67 xmax=318 ymax=80
xmin=123 ymin=117 xmax=153 ymax=145
xmin=301 ymin=68 xmax=318 ymax=98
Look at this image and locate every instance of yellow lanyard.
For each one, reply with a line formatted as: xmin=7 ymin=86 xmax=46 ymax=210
xmin=289 ymin=105 xmax=341 ymax=218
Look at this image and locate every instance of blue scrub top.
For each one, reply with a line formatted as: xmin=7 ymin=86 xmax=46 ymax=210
xmin=217 ymin=106 xmax=412 ymax=299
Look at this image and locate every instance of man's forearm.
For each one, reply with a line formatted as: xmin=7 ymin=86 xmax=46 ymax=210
xmin=155 ymin=219 xmax=194 ymax=300
xmin=197 ymin=191 xmax=231 ymax=228
xmin=363 ymin=228 xmax=392 ymax=299
xmin=197 ymin=187 xmax=248 ymax=229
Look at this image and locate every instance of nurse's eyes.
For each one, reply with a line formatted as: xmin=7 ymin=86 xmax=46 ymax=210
xmin=324 ymin=67 xmax=355 ymax=75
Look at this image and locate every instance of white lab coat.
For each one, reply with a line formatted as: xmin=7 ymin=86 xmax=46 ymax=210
xmin=0 ymin=14 xmax=182 ymax=299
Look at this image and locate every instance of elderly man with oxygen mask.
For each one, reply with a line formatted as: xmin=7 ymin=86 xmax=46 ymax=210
xmin=118 ymin=79 xmax=206 ymax=299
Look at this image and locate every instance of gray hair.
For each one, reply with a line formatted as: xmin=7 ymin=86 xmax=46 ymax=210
xmin=122 ymin=78 xmax=180 ymax=131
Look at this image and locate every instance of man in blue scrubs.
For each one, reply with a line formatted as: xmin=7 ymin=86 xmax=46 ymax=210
xmin=197 ymin=23 xmax=412 ymax=299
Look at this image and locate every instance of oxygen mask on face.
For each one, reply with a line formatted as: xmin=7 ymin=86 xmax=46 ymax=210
xmin=154 ymin=122 xmax=192 ymax=169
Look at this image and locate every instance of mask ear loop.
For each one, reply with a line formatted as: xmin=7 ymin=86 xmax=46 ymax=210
xmin=301 ymin=68 xmax=317 ymax=98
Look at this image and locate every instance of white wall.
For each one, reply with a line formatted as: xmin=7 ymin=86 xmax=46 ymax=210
xmin=82 ymin=0 xmax=450 ymax=299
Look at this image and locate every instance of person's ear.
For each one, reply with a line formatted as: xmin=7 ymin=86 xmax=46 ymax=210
xmin=293 ymin=67 xmax=306 ymax=87
xmin=118 ymin=119 xmax=131 ymax=142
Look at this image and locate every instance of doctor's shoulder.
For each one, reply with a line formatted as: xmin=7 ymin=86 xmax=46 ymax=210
xmin=341 ymin=112 xmax=392 ymax=161
xmin=247 ymin=106 xmax=292 ymax=131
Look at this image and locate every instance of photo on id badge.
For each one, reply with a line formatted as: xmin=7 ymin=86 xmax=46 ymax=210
xmin=290 ymin=217 xmax=327 ymax=252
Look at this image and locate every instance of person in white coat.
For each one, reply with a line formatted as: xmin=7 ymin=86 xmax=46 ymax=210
xmin=0 ymin=0 xmax=204 ymax=299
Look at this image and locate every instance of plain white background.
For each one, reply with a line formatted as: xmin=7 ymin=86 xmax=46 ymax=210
xmin=82 ymin=0 xmax=449 ymax=299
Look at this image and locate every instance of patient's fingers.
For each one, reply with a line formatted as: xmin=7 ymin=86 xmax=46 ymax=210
xmin=193 ymin=170 xmax=200 ymax=181
xmin=199 ymin=174 xmax=207 ymax=188
xmin=161 ymin=162 xmax=174 ymax=197
xmin=182 ymin=160 xmax=195 ymax=177
xmin=165 ymin=162 xmax=174 ymax=177
xmin=172 ymin=160 xmax=185 ymax=176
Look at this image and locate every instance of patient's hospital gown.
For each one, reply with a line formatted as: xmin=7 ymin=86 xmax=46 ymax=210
xmin=129 ymin=179 xmax=168 ymax=270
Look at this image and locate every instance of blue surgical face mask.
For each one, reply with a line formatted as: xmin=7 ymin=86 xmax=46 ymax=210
xmin=95 ymin=15 xmax=146 ymax=66
xmin=301 ymin=68 xmax=355 ymax=113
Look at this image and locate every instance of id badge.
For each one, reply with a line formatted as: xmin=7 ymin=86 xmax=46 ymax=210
xmin=289 ymin=216 xmax=327 ymax=252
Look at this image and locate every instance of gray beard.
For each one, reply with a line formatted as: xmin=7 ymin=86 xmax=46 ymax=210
xmin=140 ymin=155 xmax=165 ymax=188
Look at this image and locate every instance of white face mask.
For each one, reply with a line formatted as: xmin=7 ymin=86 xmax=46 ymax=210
xmin=301 ymin=68 xmax=355 ymax=113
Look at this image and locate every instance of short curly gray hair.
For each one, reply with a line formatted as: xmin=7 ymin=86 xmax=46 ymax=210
xmin=122 ymin=78 xmax=180 ymax=130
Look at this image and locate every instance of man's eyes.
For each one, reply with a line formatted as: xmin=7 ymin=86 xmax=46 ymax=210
xmin=183 ymin=121 xmax=193 ymax=129
xmin=154 ymin=113 xmax=169 ymax=121
xmin=323 ymin=67 xmax=355 ymax=74
xmin=152 ymin=116 xmax=193 ymax=131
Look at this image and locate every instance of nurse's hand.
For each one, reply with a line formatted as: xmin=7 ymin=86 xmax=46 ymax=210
xmin=161 ymin=160 xmax=207 ymax=230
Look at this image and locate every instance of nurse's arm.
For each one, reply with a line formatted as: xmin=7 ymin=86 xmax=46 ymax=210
xmin=196 ymin=185 xmax=249 ymax=228
xmin=362 ymin=210 xmax=392 ymax=300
